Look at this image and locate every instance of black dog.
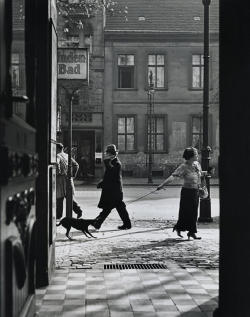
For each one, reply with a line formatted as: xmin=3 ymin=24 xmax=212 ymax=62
xmin=56 ymin=217 xmax=96 ymax=239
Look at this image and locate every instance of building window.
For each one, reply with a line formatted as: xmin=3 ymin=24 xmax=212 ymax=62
xmin=147 ymin=116 xmax=165 ymax=152
xmin=11 ymin=53 xmax=20 ymax=89
xmin=192 ymin=54 xmax=204 ymax=88
xmin=191 ymin=115 xmax=203 ymax=151
xmin=117 ymin=116 xmax=135 ymax=151
xmin=148 ymin=54 xmax=165 ymax=88
xmin=118 ymin=55 xmax=135 ymax=88
xmin=66 ymin=35 xmax=79 ymax=47
xmin=57 ymin=105 xmax=62 ymax=132
xmin=72 ymin=94 xmax=79 ymax=106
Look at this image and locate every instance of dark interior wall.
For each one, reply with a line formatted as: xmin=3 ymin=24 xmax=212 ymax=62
xmin=34 ymin=0 xmax=51 ymax=287
xmin=218 ymin=1 xmax=250 ymax=316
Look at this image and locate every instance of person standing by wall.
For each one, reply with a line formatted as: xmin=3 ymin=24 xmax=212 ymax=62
xmin=157 ymin=147 xmax=207 ymax=240
xmin=56 ymin=143 xmax=84 ymax=219
xmin=93 ymin=144 xmax=132 ymax=230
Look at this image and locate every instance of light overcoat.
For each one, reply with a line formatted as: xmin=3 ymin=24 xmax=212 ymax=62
xmin=56 ymin=152 xmax=79 ymax=198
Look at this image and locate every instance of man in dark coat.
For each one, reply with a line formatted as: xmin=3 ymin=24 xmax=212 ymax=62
xmin=93 ymin=144 xmax=131 ymax=230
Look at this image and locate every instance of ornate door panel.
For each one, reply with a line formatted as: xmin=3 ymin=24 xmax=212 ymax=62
xmin=0 ymin=0 xmax=57 ymax=316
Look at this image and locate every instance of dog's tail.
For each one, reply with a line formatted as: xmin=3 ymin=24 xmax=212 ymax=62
xmin=83 ymin=219 xmax=97 ymax=227
xmin=56 ymin=221 xmax=62 ymax=227
xmin=87 ymin=219 xmax=97 ymax=225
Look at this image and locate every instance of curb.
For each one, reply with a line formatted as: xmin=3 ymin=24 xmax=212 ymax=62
xmin=75 ymin=182 xmax=219 ymax=187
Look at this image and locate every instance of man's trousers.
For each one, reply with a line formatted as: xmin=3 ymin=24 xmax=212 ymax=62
xmin=95 ymin=201 xmax=131 ymax=228
xmin=56 ymin=197 xmax=83 ymax=219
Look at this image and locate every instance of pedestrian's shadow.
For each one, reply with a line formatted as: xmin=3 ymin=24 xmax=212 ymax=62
xmin=56 ymin=236 xmax=97 ymax=244
xmin=56 ymin=229 xmax=189 ymax=246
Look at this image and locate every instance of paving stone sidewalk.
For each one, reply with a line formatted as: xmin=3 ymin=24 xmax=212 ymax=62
xmin=35 ymin=219 xmax=219 ymax=317
xmin=36 ymin=267 xmax=218 ymax=317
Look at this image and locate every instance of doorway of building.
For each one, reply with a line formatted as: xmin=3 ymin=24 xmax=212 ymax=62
xmin=63 ymin=130 xmax=95 ymax=180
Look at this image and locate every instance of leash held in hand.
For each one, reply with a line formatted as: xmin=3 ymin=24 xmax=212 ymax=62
xmin=126 ymin=188 xmax=159 ymax=205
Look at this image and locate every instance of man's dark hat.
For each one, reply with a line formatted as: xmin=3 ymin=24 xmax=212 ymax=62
xmin=106 ymin=144 xmax=118 ymax=155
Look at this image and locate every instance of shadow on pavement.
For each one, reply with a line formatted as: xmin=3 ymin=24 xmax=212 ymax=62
xmin=179 ymin=296 xmax=218 ymax=316
xmin=56 ymin=225 xmax=174 ymax=244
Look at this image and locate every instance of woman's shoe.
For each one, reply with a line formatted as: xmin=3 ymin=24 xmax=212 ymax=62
xmin=187 ymin=232 xmax=201 ymax=240
xmin=173 ymin=227 xmax=183 ymax=238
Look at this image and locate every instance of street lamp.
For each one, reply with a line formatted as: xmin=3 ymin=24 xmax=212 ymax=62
xmin=198 ymin=0 xmax=213 ymax=222
xmin=59 ymin=85 xmax=81 ymax=217
xmin=147 ymin=71 xmax=155 ymax=184
xmin=65 ymin=87 xmax=81 ymax=218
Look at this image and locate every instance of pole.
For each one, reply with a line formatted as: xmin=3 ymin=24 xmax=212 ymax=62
xmin=148 ymin=72 xmax=154 ymax=184
xmin=148 ymin=90 xmax=153 ymax=184
xmin=198 ymin=0 xmax=213 ymax=222
xmin=66 ymin=92 xmax=73 ymax=217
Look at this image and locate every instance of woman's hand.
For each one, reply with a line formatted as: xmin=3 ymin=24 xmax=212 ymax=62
xmin=208 ymin=166 xmax=215 ymax=175
xmin=104 ymin=154 xmax=115 ymax=163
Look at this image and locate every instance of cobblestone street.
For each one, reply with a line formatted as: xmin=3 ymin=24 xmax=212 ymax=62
xmin=56 ymin=218 xmax=219 ymax=270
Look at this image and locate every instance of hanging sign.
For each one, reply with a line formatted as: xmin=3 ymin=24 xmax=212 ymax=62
xmin=57 ymin=48 xmax=88 ymax=80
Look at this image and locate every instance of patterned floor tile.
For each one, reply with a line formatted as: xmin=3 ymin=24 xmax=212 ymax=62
xmin=35 ymin=266 xmax=218 ymax=316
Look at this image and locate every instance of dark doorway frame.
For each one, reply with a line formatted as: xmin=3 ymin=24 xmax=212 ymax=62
xmin=216 ymin=1 xmax=250 ymax=316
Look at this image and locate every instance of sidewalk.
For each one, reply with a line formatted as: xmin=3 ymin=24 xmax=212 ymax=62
xmin=35 ymin=219 xmax=219 ymax=317
xmin=75 ymin=177 xmax=219 ymax=187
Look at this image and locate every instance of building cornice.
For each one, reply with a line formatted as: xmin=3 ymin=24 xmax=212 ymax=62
xmin=104 ymin=30 xmax=219 ymax=42
xmin=112 ymin=100 xmax=219 ymax=105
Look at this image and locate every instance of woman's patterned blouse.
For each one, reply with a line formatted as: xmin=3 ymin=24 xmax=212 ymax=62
xmin=172 ymin=161 xmax=202 ymax=189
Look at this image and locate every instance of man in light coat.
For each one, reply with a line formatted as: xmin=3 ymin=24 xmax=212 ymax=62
xmin=56 ymin=143 xmax=83 ymax=219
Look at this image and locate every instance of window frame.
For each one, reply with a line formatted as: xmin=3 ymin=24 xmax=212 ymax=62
xmin=147 ymin=53 xmax=166 ymax=89
xmin=11 ymin=53 xmax=20 ymax=89
xmin=191 ymin=114 xmax=203 ymax=151
xmin=189 ymin=52 xmax=213 ymax=90
xmin=144 ymin=51 xmax=168 ymax=90
xmin=190 ymin=113 xmax=213 ymax=152
xmin=145 ymin=114 xmax=168 ymax=153
xmin=191 ymin=53 xmax=204 ymax=90
xmin=116 ymin=115 xmax=137 ymax=153
xmin=72 ymin=93 xmax=79 ymax=106
xmin=116 ymin=53 xmax=136 ymax=90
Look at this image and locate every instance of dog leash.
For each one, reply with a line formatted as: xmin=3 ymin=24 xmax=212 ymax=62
xmin=125 ymin=188 xmax=159 ymax=205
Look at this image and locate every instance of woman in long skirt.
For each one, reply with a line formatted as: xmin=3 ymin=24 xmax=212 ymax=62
xmin=157 ymin=147 xmax=206 ymax=240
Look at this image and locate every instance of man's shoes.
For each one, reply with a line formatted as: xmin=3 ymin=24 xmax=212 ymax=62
xmin=77 ymin=211 xmax=82 ymax=219
xmin=118 ymin=224 xmax=131 ymax=230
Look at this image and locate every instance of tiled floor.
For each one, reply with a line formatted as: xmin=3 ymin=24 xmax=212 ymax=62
xmin=35 ymin=265 xmax=218 ymax=317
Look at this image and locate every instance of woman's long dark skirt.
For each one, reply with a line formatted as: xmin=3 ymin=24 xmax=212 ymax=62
xmin=174 ymin=187 xmax=199 ymax=233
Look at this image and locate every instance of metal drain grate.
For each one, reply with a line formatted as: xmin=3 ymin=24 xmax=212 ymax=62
xmin=104 ymin=263 xmax=167 ymax=270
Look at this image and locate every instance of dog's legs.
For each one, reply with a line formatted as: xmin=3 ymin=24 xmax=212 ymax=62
xmin=81 ymin=231 xmax=91 ymax=238
xmin=84 ymin=229 xmax=96 ymax=238
xmin=66 ymin=227 xmax=72 ymax=240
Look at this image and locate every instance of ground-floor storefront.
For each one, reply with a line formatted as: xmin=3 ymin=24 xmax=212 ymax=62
xmin=58 ymin=128 xmax=104 ymax=180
